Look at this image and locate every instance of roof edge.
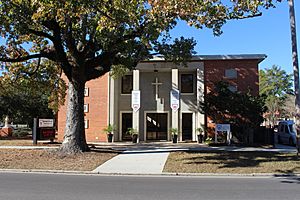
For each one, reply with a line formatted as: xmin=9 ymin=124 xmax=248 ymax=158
xmin=149 ymin=54 xmax=267 ymax=63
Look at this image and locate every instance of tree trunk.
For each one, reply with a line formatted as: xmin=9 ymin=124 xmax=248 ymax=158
xmin=289 ymin=0 xmax=300 ymax=154
xmin=59 ymin=77 xmax=89 ymax=154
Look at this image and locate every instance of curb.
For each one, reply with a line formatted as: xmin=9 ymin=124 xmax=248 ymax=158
xmin=1 ymin=169 xmax=299 ymax=178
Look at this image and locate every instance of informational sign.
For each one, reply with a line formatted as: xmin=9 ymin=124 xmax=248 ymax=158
xmin=38 ymin=119 xmax=54 ymax=128
xmin=131 ymin=90 xmax=140 ymax=112
xmin=38 ymin=128 xmax=55 ymax=140
xmin=170 ymin=89 xmax=180 ymax=111
xmin=215 ymin=124 xmax=232 ymax=145
xmin=216 ymin=124 xmax=230 ymax=132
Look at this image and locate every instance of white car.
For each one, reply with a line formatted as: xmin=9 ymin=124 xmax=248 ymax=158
xmin=277 ymin=120 xmax=297 ymax=146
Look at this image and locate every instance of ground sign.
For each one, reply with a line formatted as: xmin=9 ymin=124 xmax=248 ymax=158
xmin=215 ymin=124 xmax=232 ymax=145
xmin=33 ymin=118 xmax=55 ymax=144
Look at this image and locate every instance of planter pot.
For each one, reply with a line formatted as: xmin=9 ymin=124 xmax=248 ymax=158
xmin=172 ymin=135 xmax=178 ymax=143
xmin=197 ymin=134 xmax=204 ymax=143
xmin=132 ymin=134 xmax=138 ymax=143
xmin=107 ymin=133 xmax=113 ymax=143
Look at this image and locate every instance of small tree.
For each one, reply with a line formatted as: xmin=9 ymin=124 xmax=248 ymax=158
xmin=201 ymin=81 xmax=266 ymax=143
xmin=259 ymin=65 xmax=293 ymax=126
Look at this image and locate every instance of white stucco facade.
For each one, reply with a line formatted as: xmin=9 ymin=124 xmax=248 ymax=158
xmin=108 ymin=60 xmax=205 ymax=142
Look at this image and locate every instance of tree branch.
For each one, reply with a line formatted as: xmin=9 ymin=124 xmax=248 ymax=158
xmin=28 ymin=28 xmax=55 ymax=41
xmin=230 ymin=12 xmax=262 ymax=19
xmin=0 ymin=53 xmax=49 ymax=62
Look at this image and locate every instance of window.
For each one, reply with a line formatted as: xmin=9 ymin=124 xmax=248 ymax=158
xmin=84 ymin=88 xmax=89 ymax=97
xmin=84 ymin=104 xmax=89 ymax=113
xmin=121 ymin=75 xmax=133 ymax=94
xmin=225 ymin=69 xmax=237 ymax=79
xmin=84 ymin=119 xmax=89 ymax=129
xmin=181 ymin=74 xmax=194 ymax=93
xmin=284 ymin=125 xmax=289 ymax=133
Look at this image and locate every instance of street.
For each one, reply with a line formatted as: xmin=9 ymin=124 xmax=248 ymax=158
xmin=0 ymin=172 xmax=299 ymax=200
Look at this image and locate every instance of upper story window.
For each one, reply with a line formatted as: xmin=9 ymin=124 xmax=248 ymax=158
xmin=84 ymin=87 xmax=89 ymax=97
xmin=121 ymin=75 xmax=133 ymax=94
xmin=181 ymin=74 xmax=194 ymax=93
xmin=84 ymin=104 xmax=89 ymax=113
xmin=225 ymin=69 xmax=238 ymax=79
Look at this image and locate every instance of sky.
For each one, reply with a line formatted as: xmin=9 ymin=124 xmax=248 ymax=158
xmin=0 ymin=1 xmax=299 ymax=74
xmin=169 ymin=0 xmax=300 ymax=74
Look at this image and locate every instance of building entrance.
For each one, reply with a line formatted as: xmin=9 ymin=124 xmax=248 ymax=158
xmin=146 ymin=113 xmax=168 ymax=141
xmin=182 ymin=113 xmax=193 ymax=141
xmin=121 ymin=113 xmax=132 ymax=141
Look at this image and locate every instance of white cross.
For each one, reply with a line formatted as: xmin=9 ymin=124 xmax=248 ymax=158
xmin=152 ymin=77 xmax=162 ymax=100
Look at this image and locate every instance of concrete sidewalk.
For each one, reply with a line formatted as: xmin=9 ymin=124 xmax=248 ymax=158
xmin=93 ymin=149 xmax=170 ymax=174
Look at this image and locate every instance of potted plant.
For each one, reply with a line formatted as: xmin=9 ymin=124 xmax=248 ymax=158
xmin=103 ymin=124 xmax=116 ymax=143
xmin=127 ymin=127 xmax=138 ymax=143
xmin=170 ymin=128 xmax=178 ymax=143
xmin=196 ymin=127 xmax=204 ymax=143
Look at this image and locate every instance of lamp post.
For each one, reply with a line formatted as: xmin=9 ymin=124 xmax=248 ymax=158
xmin=288 ymin=0 xmax=300 ymax=155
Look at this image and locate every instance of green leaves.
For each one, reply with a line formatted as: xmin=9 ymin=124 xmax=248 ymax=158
xmin=259 ymin=65 xmax=294 ymax=125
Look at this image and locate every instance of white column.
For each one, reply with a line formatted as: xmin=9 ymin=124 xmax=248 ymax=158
xmin=171 ymin=69 xmax=179 ymax=141
xmin=108 ymin=75 xmax=114 ymax=126
xmin=133 ymin=70 xmax=140 ymax=139
xmin=196 ymin=67 xmax=205 ymax=140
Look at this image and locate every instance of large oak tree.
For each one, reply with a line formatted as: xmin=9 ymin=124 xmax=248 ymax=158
xmin=0 ymin=0 xmax=281 ymax=153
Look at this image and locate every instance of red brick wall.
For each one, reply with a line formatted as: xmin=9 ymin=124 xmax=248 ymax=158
xmin=204 ymin=59 xmax=260 ymax=135
xmin=204 ymin=59 xmax=259 ymax=95
xmin=57 ymin=73 xmax=109 ymax=142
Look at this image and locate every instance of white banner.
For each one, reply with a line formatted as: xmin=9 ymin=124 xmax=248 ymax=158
xmin=170 ymin=89 xmax=180 ymax=111
xmin=131 ymin=90 xmax=140 ymax=112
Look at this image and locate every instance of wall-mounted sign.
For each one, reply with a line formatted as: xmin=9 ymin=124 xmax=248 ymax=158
xmin=38 ymin=119 xmax=54 ymax=128
xmin=131 ymin=90 xmax=140 ymax=112
xmin=170 ymin=89 xmax=180 ymax=111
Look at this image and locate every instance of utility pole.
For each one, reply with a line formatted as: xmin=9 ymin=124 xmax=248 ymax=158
xmin=288 ymin=0 xmax=300 ymax=155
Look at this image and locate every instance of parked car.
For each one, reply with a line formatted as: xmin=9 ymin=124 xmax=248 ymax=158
xmin=277 ymin=120 xmax=297 ymax=146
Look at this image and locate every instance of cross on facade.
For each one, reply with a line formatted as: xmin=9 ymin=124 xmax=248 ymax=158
xmin=152 ymin=77 xmax=162 ymax=100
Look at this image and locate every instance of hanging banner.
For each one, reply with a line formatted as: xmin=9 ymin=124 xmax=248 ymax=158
xmin=131 ymin=90 xmax=140 ymax=112
xmin=170 ymin=89 xmax=180 ymax=111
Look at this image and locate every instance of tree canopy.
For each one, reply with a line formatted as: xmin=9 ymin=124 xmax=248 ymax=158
xmin=259 ymin=65 xmax=293 ymax=126
xmin=0 ymin=61 xmax=66 ymax=125
xmin=0 ymin=0 xmax=282 ymax=153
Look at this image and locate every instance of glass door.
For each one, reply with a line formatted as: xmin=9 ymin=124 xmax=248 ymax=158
xmin=146 ymin=113 xmax=168 ymax=140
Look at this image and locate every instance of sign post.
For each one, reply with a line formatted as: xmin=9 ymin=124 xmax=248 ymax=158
xmin=215 ymin=124 xmax=231 ymax=145
xmin=33 ymin=118 xmax=37 ymax=145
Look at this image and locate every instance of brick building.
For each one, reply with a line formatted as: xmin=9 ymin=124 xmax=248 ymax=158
xmin=57 ymin=54 xmax=266 ymax=142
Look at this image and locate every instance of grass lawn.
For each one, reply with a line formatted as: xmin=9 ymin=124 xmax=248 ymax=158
xmin=164 ymin=151 xmax=300 ymax=174
xmin=0 ymin=139 xmax=60 ymax=146
xmin=0 ymin=149 xmax=118 ymax=171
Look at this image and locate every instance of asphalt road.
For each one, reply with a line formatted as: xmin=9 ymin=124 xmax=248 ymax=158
xmin=0 ymin=172 xmax=299 ymax=200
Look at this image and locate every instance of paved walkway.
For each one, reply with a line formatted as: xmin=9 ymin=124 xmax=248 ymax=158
xmin=93 ymin=149 xmax=170 ymax=174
